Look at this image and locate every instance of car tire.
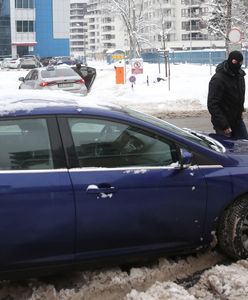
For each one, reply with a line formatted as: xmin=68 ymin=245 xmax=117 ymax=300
xmin=218 ymin=196 xmax=248 ymax=259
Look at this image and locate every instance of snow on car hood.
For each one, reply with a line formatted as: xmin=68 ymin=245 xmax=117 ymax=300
xmin=208 ymin=133 xmax=248 ymax=154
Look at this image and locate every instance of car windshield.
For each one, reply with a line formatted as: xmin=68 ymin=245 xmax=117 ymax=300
xmin=125 ymin=108 xmax=225 ymax=152
xmin=41 ymin=68 xmax=78 ymax=79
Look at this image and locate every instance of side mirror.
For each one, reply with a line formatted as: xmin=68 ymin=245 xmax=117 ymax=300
xmin=19 ymin=77 xmax=24 ymax=82
xmin=180 ymin=148 xmax=193 ymax=169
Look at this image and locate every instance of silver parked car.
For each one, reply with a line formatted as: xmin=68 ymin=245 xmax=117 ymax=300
xmin=19 ymin=65 xmax=88 ymax=95
xmin=19 ymin=56 xmax=42 ymax=69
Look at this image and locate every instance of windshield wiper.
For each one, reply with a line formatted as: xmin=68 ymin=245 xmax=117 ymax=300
xmin=183 ymin=128 xmax=226 ymax=153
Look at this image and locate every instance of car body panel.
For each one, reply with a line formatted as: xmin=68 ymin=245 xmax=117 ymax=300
xmin=71 ymin=65 xmax=96 ymax=92
xmin=69 ymin=166 xmax=207 ymax=259
xmin=0 ymin=170 xmax=75 ymax=271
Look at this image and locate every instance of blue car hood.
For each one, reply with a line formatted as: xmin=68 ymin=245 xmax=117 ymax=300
xmin=179 ymin=129 xmax=248 ymax=166
xmin=209 ymin=133 xmax=248 ymax=154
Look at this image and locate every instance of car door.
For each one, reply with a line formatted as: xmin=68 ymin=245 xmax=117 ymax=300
xmin=0 ymin=117 xmax=75 ymax=270
xmin=21 ymin=70 xmax=37 ymax=89
xmin=60 ymin=116 xmax=207 ymax=257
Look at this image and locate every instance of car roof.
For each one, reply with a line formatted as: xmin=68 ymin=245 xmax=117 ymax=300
xmin=37 ymin=64 xmax=74 ymax=71
xmin=0 ymin=90 xmax=125 ymax=118
xmin=36 ymin=64 xmax=81 ymax=78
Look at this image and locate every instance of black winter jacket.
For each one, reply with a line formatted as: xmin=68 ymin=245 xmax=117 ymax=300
xmin=207 ymin=60 xmax=246 ymax=131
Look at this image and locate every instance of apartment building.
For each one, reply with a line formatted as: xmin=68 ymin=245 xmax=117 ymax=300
xmin=86 ymin=0 xmax=129 ymax=59
xmin=141 ymin=0 xmax=224 ymax=51
xmin=75 ymin=0 xmax=225 ymax=58
xmin=70 ymin=0 xmax=88 ymax=60
xmin=0 ymin=0 xmax=70 ymax=59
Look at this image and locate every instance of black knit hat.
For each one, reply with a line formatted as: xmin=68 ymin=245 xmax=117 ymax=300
xmin=228 ymin=50 xmax=243 ymax=63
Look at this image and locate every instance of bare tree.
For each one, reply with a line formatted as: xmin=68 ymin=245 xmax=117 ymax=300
xmin=232 ymin=0 xmax=248 ymax=43
xmin=105 ymin=0 xmax=153 ymax=58
xmin=205 ymin=0 xmax=248 ymax=50
xmin=205 ymin=0 xmax=232 ymax=51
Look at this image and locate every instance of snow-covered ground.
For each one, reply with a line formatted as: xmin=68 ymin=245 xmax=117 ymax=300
xmin=2 ymin=60 xmax=248 ymax=114
xmin=0 ymin=62 xmax=248 ymax=299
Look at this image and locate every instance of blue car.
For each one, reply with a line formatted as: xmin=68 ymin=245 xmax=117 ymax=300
xmin=0 ymin=91 xmax=248 ymax=279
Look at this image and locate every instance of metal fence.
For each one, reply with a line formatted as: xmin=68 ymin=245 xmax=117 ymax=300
xmin=141 ymin=50 xmax=248 ymax=67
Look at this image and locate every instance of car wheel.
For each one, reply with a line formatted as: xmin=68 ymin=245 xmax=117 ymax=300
xmin=218 ymin=196 xmax=248 ymax=259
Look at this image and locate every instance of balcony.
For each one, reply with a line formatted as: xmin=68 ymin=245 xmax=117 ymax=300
xmin=102 ymin=34 xmax=115 ymax=40
xmin=103 ymin=42 xmax=116 ymax=48
xmin=102 ymin=26 xmax=115 ymax=32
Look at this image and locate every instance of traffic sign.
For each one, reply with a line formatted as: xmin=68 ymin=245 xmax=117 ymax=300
xmin=228 ymin=27 xmax=243 ymax=44
xmin=112 ymin=54 xmax=125 ymax=60
xmin=129 ymin=75 xmax=136 ymax=83
xmin=131 ymin=58 xmax=143 ymax=74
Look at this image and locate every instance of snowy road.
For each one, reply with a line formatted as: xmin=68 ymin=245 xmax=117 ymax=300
xmin=156 ymin=110 xmax=213 ymax=132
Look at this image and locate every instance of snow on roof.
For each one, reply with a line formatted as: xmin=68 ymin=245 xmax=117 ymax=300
xmin=0 ymin=90 xmax=116 ymax=116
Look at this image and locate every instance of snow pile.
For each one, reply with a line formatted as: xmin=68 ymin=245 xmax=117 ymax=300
xmin=0 ymin=251 xmax=224 ymax=300
xmin=127 ymin=281 xmax=196 ymax=300
xmin=189 ymin=259 xmax=248 ymax=299
xmin=1 ymin=254 xmax=248 ymax=300
xmin=126 ymin=259 xmax=248 ymax=300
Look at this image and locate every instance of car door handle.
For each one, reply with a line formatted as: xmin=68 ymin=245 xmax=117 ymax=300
xmin=86 ymin=184 xmax=118 ymax=194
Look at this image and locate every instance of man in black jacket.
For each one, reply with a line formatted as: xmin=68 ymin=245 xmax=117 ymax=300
xmin=207 ymin=50 xmax=248 ymax=139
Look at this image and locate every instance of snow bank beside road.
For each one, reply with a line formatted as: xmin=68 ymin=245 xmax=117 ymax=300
xmin=2 ymin=62 xmax=248 ymax=115
xmin=87 ymin=61 xmax=248 ymax=115
xmin=2 ymin=252 xmax=248 ymax=300
xmin=128 ymin=259 xmax=248 ymax=300
xmin=0 ymin=251 xmax=225 ymax=299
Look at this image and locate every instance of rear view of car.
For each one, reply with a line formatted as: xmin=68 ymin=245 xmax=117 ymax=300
xmin=19 ymin=65 xmax=88 ymax=95
xmin=19 ymin=55 xmax=41 ymax=69
xmin=1 ymin=58 xmax=22 ymax=69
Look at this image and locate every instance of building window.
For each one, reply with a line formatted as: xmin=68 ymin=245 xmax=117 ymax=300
xmin=15 ymin=0 xmax=34 ymax=9
xmin=16 ymin=21 xmax=34 ymax=32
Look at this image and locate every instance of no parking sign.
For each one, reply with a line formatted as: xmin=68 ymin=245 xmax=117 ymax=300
xmin=131 ymin=58 xmax=143 ymax=74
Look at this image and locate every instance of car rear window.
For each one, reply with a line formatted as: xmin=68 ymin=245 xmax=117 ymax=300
xmin=41 ymin=68 xmax=77 ymax=79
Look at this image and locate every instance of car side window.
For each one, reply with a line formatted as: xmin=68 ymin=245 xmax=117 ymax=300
xmin=68 ymin=118 xmax=178 ymax=168
xmin=0 ymin=119 xmax=54 ymax=170
xmin=30 ymin=70 xmax=38 ymax=80
xmin=24 ymin=71 xmax=33 ymax=81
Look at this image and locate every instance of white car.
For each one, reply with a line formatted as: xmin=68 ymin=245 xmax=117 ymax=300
xmin=19 ymin=64 xmax=88 ymax=95
xmin=1 ymin=58 xmax=21 ymax=69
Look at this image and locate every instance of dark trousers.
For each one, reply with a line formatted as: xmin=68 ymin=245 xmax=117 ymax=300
xmin=233 ymin=119 xmax=248 ymax=139
xmin=215 ymin=119 xmax=248 ymax=139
